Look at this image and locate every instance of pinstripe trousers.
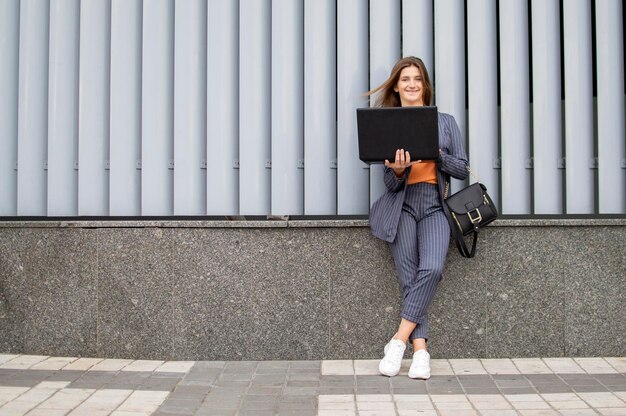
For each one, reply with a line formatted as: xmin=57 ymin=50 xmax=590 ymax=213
xmin=388 ymin=182 xmax=449 ymax=342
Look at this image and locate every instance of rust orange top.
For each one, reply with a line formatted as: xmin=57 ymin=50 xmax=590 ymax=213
xmin=407 ymin=161 xmax=437 ymax=185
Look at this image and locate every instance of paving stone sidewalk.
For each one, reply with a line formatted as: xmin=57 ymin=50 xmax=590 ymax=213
xmin=0 ymin=354 xmax=625 ymax=415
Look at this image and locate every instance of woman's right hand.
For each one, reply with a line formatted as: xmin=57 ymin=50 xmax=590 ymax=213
xmin=384 ymin=149 xmax=420 ymax=178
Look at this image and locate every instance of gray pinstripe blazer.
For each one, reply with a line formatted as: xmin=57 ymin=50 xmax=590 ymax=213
xmin=369 ymin=112 xmax=469 ymax=243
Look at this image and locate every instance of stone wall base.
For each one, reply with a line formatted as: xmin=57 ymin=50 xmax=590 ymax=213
xmin=1 ymin=219 xmax=624 ymax=360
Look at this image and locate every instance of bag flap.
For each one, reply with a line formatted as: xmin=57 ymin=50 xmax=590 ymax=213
xmin=446 ymin=183 xmax=488 ymax=214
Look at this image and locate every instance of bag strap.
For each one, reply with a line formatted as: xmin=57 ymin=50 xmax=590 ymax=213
xmin=441 ymin=195 xmax=479 ymax=258
xmin=442 ymin=176 xmax=479 ymax=259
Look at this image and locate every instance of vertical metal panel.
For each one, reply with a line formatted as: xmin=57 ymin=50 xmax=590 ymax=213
xmin=17 ymin=0 xmax=49 ymax=216
xmin=531 ymin=0 xmax=562 ymax=214
xmin=78 ymin=0 xmax=110 ymax=215
xmin=48 ymin=0 xmax=79 ymax=216
xmin=304 ymin=0 xmax=336 ymax=215
xmin=142 ymin=0 xmax=174 ymax=215
xmin=0 ymin=0 xmax=19 ymax=215
xmin=467 ymin=0 xmax=499 ymax=207
xmin=402 ymin=0 xmax=433 ymax=76
xmin=337 ymin=0 xmax=369 ymax=215
xmin=174 ymin=0 xmax=207 ymax=215
xmin=239 ymin=0 xmax=271 ymax=215
xmin=369 ymin=0 xmax=400 ymax=206
xmin=563 ymin=0 xmax=594 ymax=213
xmin=499 ymin=0 xmax=531 ymax=214
xmin=596 ymin=0 xmax=625 ymax=213
xmin=207 ymin=0 xmax=239 ymax=215
xmin=271 ymin=0 xmax=304 ymax=215
xmin=2 ymin=0 xmax=624 ymax=218
xmin=434 ymin=0 xmax=466 ymax=195
xmin=110 ymin=0 xmax=142 ymax=216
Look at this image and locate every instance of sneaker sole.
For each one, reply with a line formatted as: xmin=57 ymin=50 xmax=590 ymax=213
xmin=379 ymin=369 xmax=400 ymax=377
xmin=408 ymin=371 xmax=430 ymax=380
xmin=379 ymin=363 xmax=400 ymax=377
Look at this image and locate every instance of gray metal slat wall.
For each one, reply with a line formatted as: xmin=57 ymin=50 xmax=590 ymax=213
xmin=468 ymin=0 xmax=499 ymax=212
xmin=206 ymin=0 xmax=238 ymax=215
xmin=78 ymin=0 xmax=110 ymax=216
xmin=434 ymin=0 xmax=466 ymax=197
xmin=531 ymin=0 xmax=563 ymax=215
xmin=0 ymin=0 xmax=624 ymax=217
xmin=142 ymin=0 xmax=174 ymax=216
xmin=337 ymin=0 xmax=369 ymax=215
xmin=564 ymin=0 xmax=595 ymax=214
xmin=500 ymin=0 xmax=532 ymax=215
xmin=0 ymin=2 xmax=19 ymax=216
xmin=239 ymin=0 xmax=271 ymax=215
xmin=110 ymin=0 xmax=141 ymax=216
xmin=174 ymin=0 xmax=207 ymax=215
xmin=271 ymin=0 xmax=304 ymax=216
xmin=304 ymin=0 xmax=336 ymax=215
xmin=17 ymin=0 xmax=49 ymax=216
xmin=369 ymin=0 xmax=400 ymax=207
xmin=596 ymin=0 xmax=626 ymax=213
xmin=48 ymin=0 xmax=79 ymax=216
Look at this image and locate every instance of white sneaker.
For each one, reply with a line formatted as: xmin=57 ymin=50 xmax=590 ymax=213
xmin=379 ymin=338 xmax=406 ymax=377
xmin=408 ymin=349 xmax=431 ymax=379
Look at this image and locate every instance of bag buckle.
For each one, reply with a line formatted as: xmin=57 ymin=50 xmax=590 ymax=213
xmin=467 ymin=208 xmax=482 ymax=224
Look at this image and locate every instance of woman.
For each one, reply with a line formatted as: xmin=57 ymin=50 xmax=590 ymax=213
xmin=367 ymin=56 xmax=468 ymax=379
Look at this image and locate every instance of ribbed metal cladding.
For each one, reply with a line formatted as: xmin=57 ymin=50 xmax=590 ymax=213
xmin=206 ymin=0 xmax=239 ymax=215
xmin=48 ymin=0 xmax=79 ymax=216
xmin=500 ymin=0 xmax=531 ymax=214
xmin=563 ymin=0 xmax=595 ymax=214
xmin=239 ymin=0 xmax=271 ymax=215
xmin=468 ymin=0 xmax=499 ymax=211
xmin=141 ymin=0 xmax=174 ymax=216
xmin=369 ymin=0 xmax=401 ymax=207
xmin=434 ymin=0 xmax=466 ymax=196
xmin=0 ymin=0 xmax=624 ymax=217
xmin=304 ymin=0 xmax=336 ymax=215
xmin=531 ymin=0 xmax=563 ymax=215
xmin=337 ymin=0 xmax=369 ymax=215
xmin=17 ymin=0 xmax=50 ymax=216
xmin=271 ymin=0 xmax=304 ymax=216
xmin=78 ymin=0 xmax=111 ymax=215
xmin=174 ymin=0 xmax=207 ymax=215
xmin=0 ymin=1 xmax=20 ymax=216
xmin=110 ymin=0 xmax=141 ymax=216
xmin=595 ymin=0 xmax=626 ymax=213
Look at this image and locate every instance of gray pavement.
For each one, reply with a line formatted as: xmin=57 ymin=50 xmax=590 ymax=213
xmin=0 ymin=354 xmax=625 ymax=415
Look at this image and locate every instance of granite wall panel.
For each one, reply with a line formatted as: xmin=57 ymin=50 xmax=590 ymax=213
xmin=96 ymin=228 xmax=174 ymax=359
xmin=0 ymin=229 xmax=23 ymax=353
xmin=170 ymin=228 xmax=330 ymax=361
xmin=0 ymin=228 xmax=98 ymax=356
xmin=328 ymin=228 xmax=399 ymax=359
xmin=428 ymin=234 xmax=490 ymax=359
xmin=483 ymin=227 xmax=567 ymax=358
xmin=563 ymin=227 xmax=626 ymax=356
xmin=0 ymin=220 xmax=624 ymax=360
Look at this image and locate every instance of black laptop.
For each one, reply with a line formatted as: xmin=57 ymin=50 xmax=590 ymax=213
xmin=356 ymin=106 xmax=439 ymax=164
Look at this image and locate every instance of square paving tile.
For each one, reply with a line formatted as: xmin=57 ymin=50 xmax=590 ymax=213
xmin=392 ymin=386 xmax=429 ymax=394
xmin=499 ymin=387 xmax=539 ymax=395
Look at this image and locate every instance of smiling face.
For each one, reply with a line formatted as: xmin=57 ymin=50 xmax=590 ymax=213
xmin=394 ymin=65 xmax=424 ymax=107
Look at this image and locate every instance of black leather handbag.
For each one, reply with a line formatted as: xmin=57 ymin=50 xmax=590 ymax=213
xmin=442 ymin=172 xmax=498 ymax=258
